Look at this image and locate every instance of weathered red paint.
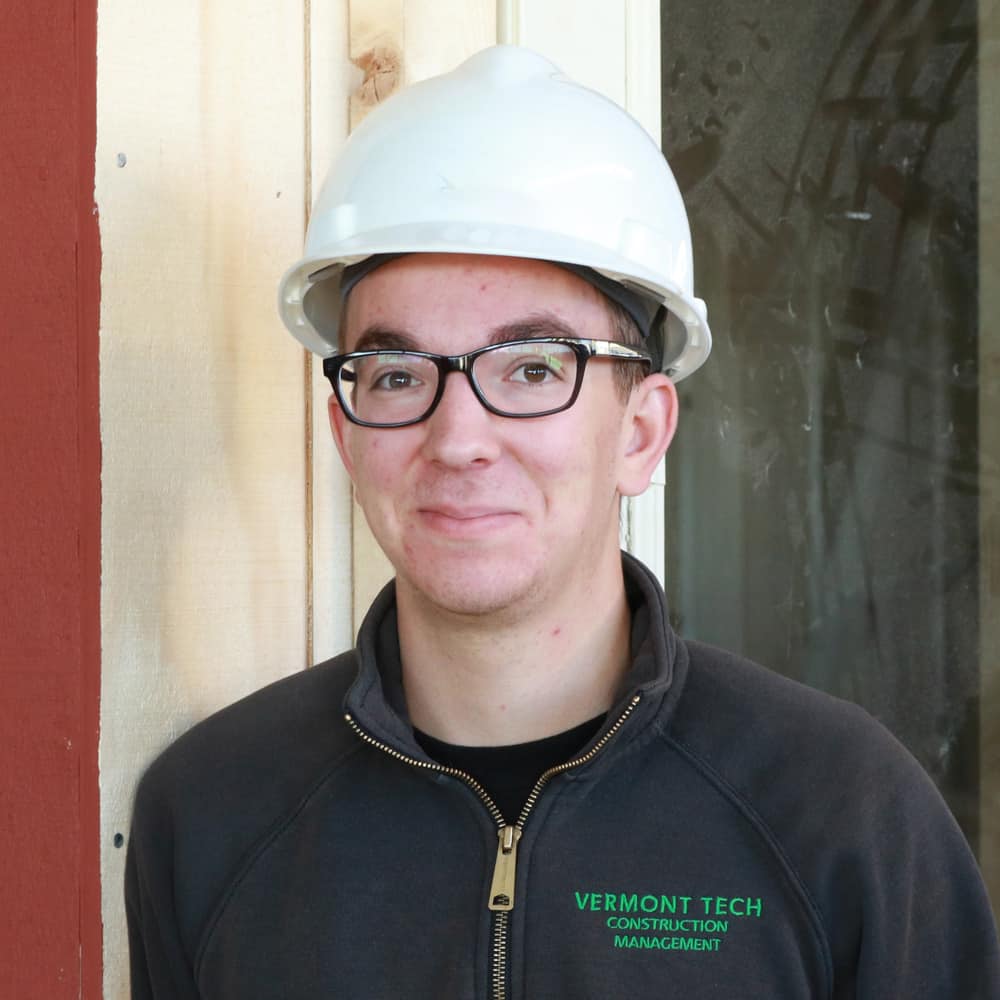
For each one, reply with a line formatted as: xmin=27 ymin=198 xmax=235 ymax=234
xmin=0 ymin=1 xmax=102 ymax=997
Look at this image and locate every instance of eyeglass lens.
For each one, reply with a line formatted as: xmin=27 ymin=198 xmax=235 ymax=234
xmin=340 ymin=341 xmax=580 ymax=424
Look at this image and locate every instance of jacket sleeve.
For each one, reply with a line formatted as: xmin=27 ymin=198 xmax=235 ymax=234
xmin=829 ymin=731 xmax=1000 ymax=998
xmin=124 ymin=773 xmax=202 ymax=999
xmin=675 ymin=641 xmax=998 ymax=996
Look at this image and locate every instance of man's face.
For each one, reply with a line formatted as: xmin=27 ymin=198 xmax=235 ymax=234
xmin=329 ymin=253 xmax=673 ymax=621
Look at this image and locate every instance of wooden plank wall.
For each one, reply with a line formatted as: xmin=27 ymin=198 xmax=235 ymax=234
xmin=95 ymin=2 xmax=352 ymax=994
xmin=93 ymin=3 xmax=662 ymax=993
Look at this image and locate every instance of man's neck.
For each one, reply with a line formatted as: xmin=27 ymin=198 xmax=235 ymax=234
xmin=395 ymin=555 xmax=632 ymax=747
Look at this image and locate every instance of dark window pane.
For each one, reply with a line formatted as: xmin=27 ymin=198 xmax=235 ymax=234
xmin=661 ymin=0 xmax=995 ymax=906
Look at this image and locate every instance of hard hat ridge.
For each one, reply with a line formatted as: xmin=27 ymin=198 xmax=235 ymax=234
xmin=278 ymin=44 xmax=711 ymax=380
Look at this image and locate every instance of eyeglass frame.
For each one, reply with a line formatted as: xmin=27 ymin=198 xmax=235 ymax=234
xmin=322 ymin=337 xmax=653 ymax=428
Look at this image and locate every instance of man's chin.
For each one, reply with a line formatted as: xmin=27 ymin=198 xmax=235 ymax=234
xmin=395 ymin=561 xmax=542 ymax=622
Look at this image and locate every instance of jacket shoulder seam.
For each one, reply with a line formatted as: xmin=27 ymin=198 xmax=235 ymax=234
xmin=191 ymin=737 xmax=367 ymax=978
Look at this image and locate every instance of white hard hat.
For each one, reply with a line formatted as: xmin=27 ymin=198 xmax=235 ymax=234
xmin=278 ymin=44 xmax=711 ymax=380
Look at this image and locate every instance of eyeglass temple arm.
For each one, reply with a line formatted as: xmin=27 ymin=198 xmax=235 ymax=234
xmin=587 ymin=340 xmax=652 ymax=361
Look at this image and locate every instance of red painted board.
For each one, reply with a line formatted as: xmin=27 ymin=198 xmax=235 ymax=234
xmin=0 ymin=0 xmax=102 ymax=997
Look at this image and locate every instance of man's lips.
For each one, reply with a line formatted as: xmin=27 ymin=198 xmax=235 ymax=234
xmin=416 ymin=505 xmax=521 ymax=536
xmin=419 ymin=504 xmax=516 ymax=520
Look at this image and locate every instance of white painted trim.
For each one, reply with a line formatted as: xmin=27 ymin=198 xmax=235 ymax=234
xmin=625 ymin=0 xmax=662 ymax=142
xmin=621 ymin=0 xmax=665 ymax=585
xmin=496 ymin=0 xmax=522 ymax=45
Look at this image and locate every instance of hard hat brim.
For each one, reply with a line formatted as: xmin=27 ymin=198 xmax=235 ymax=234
xmin=278 ymin=226 xmax=711 ymax=381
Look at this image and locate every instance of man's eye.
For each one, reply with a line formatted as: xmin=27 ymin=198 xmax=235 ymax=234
xmin=506 ymin=348 xmax=569 ymax=384
xmin=371 ymin=369 xmax=423 ymax=391
xmin=511 ymin=362 xmax=556 ymax=384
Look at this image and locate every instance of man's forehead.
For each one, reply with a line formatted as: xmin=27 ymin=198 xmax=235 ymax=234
xmin=342 ymin=253 xmax=609 ymax=350
xmin=350 ymin=252 xmax=599 ymax=295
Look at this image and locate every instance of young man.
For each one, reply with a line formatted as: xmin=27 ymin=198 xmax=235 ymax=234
xmin=126 ymin=47 xmax=999 ymax=998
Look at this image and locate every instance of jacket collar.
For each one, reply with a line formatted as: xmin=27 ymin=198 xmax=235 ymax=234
xmin=344 ymin=552 xmax=681 ymax=757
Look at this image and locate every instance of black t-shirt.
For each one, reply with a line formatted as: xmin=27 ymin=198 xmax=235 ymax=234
xmin=415 ymin=715 xmax=604 ymax=823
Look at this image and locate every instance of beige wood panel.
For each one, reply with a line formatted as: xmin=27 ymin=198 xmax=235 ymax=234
xmin=348 ymin=0 xmax=494 ymax=123
xmin=95 ymin=2 xmax=353 ymax=994
xmin=346 ymin=0 xmax=496 ymax=629
xmin=309 ymin=1 xmax=357 ymax=662
xmin=507 ymin=0 xmax=627 ymax=104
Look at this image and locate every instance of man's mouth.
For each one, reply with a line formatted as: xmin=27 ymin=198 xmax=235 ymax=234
xmin=416 ymin=504 xmax=521 ymax=536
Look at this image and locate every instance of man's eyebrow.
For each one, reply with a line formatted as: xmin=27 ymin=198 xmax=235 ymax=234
xmin=487 ymin=315 xmax=578 ymax=345
xmin=351 ymin=327 xmax=420 ymax=352
xmin=349 ymin=315 xmax=578 ymax=354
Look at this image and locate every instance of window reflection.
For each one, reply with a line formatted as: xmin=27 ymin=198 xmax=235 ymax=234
xmin=661 ymin=0 xmax=997 ymax=910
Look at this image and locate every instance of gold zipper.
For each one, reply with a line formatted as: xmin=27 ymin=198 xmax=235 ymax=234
xmin=345 ymin=692 xmax=642 ymax=1000
xmin=488 ymin=824 xmax=521 ymax=910
xmin=344 ymin=712 xmax=505 ymax=824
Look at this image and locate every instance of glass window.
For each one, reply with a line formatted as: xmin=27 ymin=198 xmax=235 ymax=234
xmin=661 ymin=0 xmax=998 ymax=912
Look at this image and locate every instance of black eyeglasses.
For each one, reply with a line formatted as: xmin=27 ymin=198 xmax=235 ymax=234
xmin=323 ymin=337 xmax=652 ymax=428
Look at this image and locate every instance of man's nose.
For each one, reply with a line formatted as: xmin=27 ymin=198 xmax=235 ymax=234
xmin=419 ymin=370 xmax=502 ymax=467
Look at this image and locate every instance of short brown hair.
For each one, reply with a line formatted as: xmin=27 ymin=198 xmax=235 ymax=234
xmin=605 ymin=297 xmax=649 ymax=401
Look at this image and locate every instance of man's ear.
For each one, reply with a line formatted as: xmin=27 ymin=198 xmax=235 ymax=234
xmin=328 ymin=393 xmax=357 ymax=482
xmin=617 ymin=373 xmax=678 ymax=497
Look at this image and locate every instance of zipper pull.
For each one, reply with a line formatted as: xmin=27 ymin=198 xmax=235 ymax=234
xmin=488 ymin=825 xmax=522 ymax=912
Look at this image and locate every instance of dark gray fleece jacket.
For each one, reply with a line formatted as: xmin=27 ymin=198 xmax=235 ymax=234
xmin=126 ymin=554 xmax=1000 ymax=998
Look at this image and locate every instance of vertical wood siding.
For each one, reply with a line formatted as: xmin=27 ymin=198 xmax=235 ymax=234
xmin=95 ymin=2 xmax=352 ymax=994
